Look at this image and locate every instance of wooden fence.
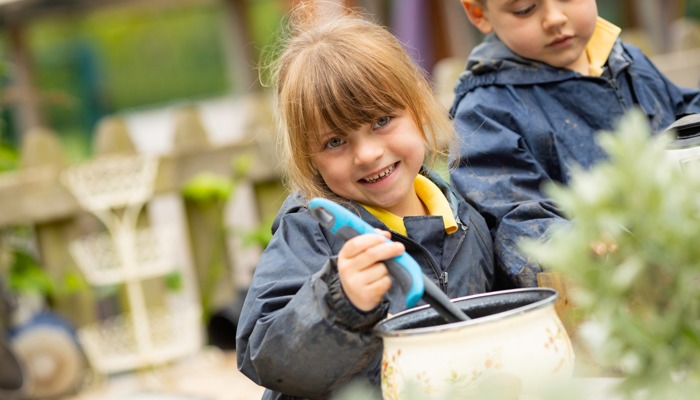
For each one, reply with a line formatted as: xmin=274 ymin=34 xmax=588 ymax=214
xmin=0 ymin=100 xmax=283 ymax=334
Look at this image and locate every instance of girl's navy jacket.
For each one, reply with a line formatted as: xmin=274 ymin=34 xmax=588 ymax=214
xmin=236 ymin=170 xmax=494 ymax=399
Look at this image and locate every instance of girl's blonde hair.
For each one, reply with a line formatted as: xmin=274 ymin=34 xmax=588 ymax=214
xmin=265 ymin=3 xmax=456 ymax=200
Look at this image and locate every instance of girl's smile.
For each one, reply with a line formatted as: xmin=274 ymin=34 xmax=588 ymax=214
xmin=360 ymin=162 xmax=398 ymax=184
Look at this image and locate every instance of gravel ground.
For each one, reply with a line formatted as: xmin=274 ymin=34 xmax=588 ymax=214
xmin=65 ymin=348 xmax=264 ymax=400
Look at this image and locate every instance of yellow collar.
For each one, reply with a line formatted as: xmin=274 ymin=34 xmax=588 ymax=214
xmin=362 ymin=175 xmax=458 ymax=236
xmin=586 ymin=17 xmax=622 ymax=77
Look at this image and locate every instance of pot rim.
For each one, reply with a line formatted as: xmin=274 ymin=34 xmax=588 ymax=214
xmin=374 ymin=287 xmax=559 ymax=337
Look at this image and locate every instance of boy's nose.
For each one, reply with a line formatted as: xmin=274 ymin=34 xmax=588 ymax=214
xmin=541 ymin=2 xmax=568 ymax=31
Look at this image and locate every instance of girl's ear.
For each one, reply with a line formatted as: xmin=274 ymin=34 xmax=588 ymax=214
xmin=460 ymin=1 xmax=493 ymax=34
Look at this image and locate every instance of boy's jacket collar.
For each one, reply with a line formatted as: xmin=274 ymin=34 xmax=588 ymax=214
xmin=463 ymin=33 xmax=631 ymax=86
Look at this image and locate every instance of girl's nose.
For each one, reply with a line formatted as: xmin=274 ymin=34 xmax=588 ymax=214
xmin=353 ymin=136 xmax=383 ymax=166
xmin=541 ymin=2 xmax=568 ymax=31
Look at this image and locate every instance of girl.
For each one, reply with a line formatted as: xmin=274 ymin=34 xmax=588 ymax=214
xmin=236 ymin=4 xmax=495 ymax=399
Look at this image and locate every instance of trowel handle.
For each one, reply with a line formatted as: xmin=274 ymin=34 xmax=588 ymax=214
xmin=308 ymin=197 xmax=424 ymax=307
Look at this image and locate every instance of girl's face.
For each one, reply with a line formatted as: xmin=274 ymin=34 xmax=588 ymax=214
xmin=471 ymin=0 xmax=598 ymax=74
xmin=311 ymin=109 xmax=426 ymax=216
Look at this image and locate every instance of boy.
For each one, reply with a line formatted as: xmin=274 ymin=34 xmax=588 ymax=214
xmin=451 ymin=0 xmax=700 ymax=288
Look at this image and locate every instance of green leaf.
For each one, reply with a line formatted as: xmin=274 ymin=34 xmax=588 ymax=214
xmin=181 ymin=172 xmax=234 ymax=203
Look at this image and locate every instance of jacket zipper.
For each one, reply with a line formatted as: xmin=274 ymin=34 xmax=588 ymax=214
xmin=439 ymin=271 xmax=448 ymax=287
xmin=442 ymin=219 xmax=469 ymax=272
xmin=393 ymin=235 xmax=448 ymax=292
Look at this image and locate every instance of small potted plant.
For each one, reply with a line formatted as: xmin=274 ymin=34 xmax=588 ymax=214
xmin=521 ymin=109 xmax=700 ymax=399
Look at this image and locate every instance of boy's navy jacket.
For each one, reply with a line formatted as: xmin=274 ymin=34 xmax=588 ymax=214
xmin=236 ymin=170 xmax=494 ymax=400
xmin=450 ymin=33 xmax=700 ymax=289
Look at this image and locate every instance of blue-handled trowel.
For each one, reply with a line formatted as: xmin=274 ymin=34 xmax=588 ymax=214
xmin=308 ymin=197 xmax=469 ymax=323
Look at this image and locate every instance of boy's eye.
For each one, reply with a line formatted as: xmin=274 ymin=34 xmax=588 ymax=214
xmin=513 ymin=4 xmax=536 ymax=16
xmin=325 ymin=137 xmax=345 ymax=149
xmin=374 ymin=116 xmax=392 ymax=129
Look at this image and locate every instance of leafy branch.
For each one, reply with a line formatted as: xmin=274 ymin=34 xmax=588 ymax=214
xmin=521 ymin=109 xmax=700 ymax=399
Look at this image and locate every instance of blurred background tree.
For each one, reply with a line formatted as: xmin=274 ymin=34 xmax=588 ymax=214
xmin=1 ymin=0 xmax=698 ymax=163
xmin=0 ymin=0 xmax=287 ymax=161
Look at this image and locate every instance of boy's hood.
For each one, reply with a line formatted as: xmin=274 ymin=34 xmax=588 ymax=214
xmin=467 ymin=34 xmax=541 ymax=74
xmin=461 ymin=33 xmax=630 ymax=86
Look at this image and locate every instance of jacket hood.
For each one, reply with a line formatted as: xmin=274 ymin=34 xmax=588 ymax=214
xmin=459 ymin=34 xmax=631 ymax=87
xmin=271 ymin=192 xmax=307 ymax=232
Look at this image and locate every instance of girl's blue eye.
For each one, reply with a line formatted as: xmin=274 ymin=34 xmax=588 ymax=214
xmin=325 ymin=137 xmax=345 ymax=149
xmin=374 ymin=116 xmax=392 ymax=129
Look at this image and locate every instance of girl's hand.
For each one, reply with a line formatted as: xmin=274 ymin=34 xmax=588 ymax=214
xmin=337 ymin=230 xmax=405 ymax=312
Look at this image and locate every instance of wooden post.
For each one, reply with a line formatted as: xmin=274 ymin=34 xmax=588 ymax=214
xmin=92 ymin=116 xmax=137 ymax=156
xmin=221 ymin=0 xmax=260 ymax=93
xmin=174 ymin=106 xmax=236 ymax=321
xmin=635 ymin=0 xmax=684 ymax=53
xmin=536 ymin=272 xmax=578 ymax=341
xmin=6 ymin=22 xmax=44 ymax=138
xmin=537 ymin=272 xmax=613 ymax=376
xmin=19 ymin=127 xmax=95 ymax=328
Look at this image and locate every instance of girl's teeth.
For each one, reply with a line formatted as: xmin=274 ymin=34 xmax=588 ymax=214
xmin=364 ymin=164 xmax=395 ymax=182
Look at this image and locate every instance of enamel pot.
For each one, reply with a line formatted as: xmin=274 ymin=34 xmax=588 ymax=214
xmin=665 ymin=114 xmax=700 ymax=167
xmin=374 ymin=288 xmax=575 ymax=399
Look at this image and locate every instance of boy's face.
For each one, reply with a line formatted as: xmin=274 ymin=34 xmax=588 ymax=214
xmin=462 ymin=0 xmax=598 ymax=73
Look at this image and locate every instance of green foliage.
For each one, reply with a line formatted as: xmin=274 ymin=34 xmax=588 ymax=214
xmin=182 ymin=172 xmax=234 ymax=204
xmin=180 ymin=156 xmax=255 ymax=320
xmin=20 ymin=1 xmax=231 ymax=149
xmin=1 ymin=55 xmax=17 ymax=168
xmin=1 ymin=227 xmax=84 ymax=297
xmin=3 ymin=1 xmax=286 ymax=153
xmin=520 ymin=109 xmax=700 ymax=399
xmin=688 ymin=2 xmax=700 ymax=20
xmin=0 ymin=142 xmax=18 ymax=172
xmin=232 ymin=153 xmax=254 ymax=181
xmin=181 ymin=154 xmax=253 ymax=204
xmin=164 ymin=270 xmax=184 ymax=292
xmin=237 ymin=215 xmax=274 ymax=249
xmin=247 ymin=0 xmax=286 ymax=86
xmin=31 ymin=3 xmax=229 ymax=110
xmin=181 ymin=171 xmax=234 ymax=319
xmin=7 ymin=247 xmax=55 ymax=296
xmin=79 ymin=4 xmax=229 ymax=108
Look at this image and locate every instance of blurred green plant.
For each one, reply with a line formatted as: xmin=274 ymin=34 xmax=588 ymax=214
xmin=0 ymin=57 xmax=18 ymax=171
xmin=13 ymin=0 xmax=286 ymax=153
xmin=163 ymin=270 xmax=184 ymax=293
xmin=0 ymin=227 xmax=84 ymax=299
xmin=229 ymin=154 xmax=275 ymax=249
xmin=521 ymin=109 xmax=700 ymax=399
xmin=182 ymin=172 xmax=234 ymax=204
xmin=0 ymin=142 xmax=18 ymax=172
xmin=181 ymin=154 xmax=253 ymax=320
xmin=182 ymin=171 xmax=234 ymax=319
xmin=237 ymin=214 xmax=274 ymax=249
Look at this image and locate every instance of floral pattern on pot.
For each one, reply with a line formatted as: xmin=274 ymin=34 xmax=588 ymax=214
xmin=377 ymin=289 xmax=576 ymax=400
